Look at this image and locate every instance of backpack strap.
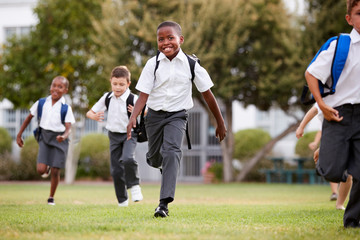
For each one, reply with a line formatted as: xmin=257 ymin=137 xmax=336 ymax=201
xmin=126 ymin=93 xmax=134 ymax=118
xmin=154 ymin=50 xmax=161 ymax=76
xmin=301 ymin=34 xmax=351 ymax=105
xmin=331 ymin=33 xmax=351 ymax=93
xmin=37 ymin=98 xmax=46 ymax=122
xmin=60 ymin=103 xmax=68 ymax=125
xmin=185 ymin=54 xmax=198 ymax=82
xmin=105 ymin=91 xmax=112 ymax=110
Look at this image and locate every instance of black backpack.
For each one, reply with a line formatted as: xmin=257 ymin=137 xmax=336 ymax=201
xmin=104 ymin=92 xmax=147 ymax=142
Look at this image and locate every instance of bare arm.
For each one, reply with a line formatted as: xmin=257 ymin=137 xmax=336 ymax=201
xmin=305 ymin=71 xmax=342 ymax=122
xmin=86 ymin=109 xmax=104 ymax=122
xmin=56 ymin=122 xmax=72 ymax=143
xmin=127 ymin=92 xmax=149 ymax=140
xmin=201 ymin=89 xmax=227 ymax=142
xmin=296 ymin=106 xmax=318 ymax=139
xmin=16 ymin=113 xmax=33 ymax=148
xmin=308 ymin=130 xmax=322 ymax=151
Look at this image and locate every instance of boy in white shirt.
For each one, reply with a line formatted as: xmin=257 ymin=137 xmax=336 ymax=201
xmin=305 ymin=0 xmax=360 ymax=227
xmin=127 ymin=21 xmax=227 ymax=218
xmin=87 ymin=66 xmax=143 ymax=207
xmin=16 ymin=76 xmax=76 ymax=205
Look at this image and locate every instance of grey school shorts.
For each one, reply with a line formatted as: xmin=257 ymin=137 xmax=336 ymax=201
xmin=37 ymin=129 xmax=69 ymax=169
xmin=317 ymin=103 xmax=360 ymax=182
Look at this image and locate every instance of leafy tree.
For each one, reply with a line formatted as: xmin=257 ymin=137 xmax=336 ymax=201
xmin=0 ymin=0 xmax=106 ymax=110
xmin=96 ymin=0 xmax=301 ymax=181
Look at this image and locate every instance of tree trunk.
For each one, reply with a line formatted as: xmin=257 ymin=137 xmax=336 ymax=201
xmin=235 ymin=120 xmax=301 ymax=182
xmin=195 ymin=96 xmax=234 ymax=182
xmin=64 ymin=122 xmax=82 ymax=184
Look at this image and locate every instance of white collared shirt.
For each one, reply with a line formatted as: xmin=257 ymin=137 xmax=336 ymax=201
xmin=91 ymin=88 xmax=137 ymax=133
xmin=30 ymin=96 xmax=75 ymax=132
xmin=307 ymin=28 xmax=360 ymax=108
xmin=136 ymin=49 xmax=214 ymax=112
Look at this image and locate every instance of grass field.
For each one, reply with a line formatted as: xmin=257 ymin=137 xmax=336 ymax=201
xmin=1 ymin=182 xmax=359 ymax=240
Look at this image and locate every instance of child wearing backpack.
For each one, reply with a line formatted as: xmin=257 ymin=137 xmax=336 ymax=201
xmin=16 ymin=76 xmax=75 ymax=205
xmin=126 ymin=21 xmax=227 ymax=218
xmin=86 ymin=66 xmax=143 ymax=207
xmin=305 ymin=0 xmax=360 ymax=227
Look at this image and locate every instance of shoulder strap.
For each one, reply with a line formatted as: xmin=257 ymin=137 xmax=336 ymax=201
xmin=185 ymin=53 xmax=198 ymax=82
xmin=301 ymin=34 xmax=350 ymax=105
xmin=126 ymin=93 xmax=134 ymax=118
xmin=60 ymin=103 xmax=68 ymax=125
xmin=154 ymin=50 xmax=161 ymax=76
xmin=105 ymin=91 xmax=112 ymax=110
xmin=37 ymin=98 xmax=46 ymax=122
xmin=331 ymin=33 xmax=351 ymax=93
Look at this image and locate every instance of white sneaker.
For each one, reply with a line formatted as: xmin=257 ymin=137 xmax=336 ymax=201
xmin=41 ymin=166 xmax=51 ymax=178
xmin=130 ymin=185 xmax=143 ymax=202
xmin=118 ymin=200 xmax=128 ymax=207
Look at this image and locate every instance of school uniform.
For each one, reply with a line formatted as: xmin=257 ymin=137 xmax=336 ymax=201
xmin=91 ymin=89 xmax=140 ymax=203
xmin=307 ymin=28 xmax=360 ymax=227
xmin=30 ymin=96 xmax=75 ymax=169
xmin=136 ymin=49 xmax=213 ymax=202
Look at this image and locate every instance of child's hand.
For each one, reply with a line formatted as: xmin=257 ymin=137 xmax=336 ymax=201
xmin=313 ymin=148 xmax=319 ymax=164
xmin=94 ymin=111 xmax=105 ymax=122
xmin=308 ymin=141 xmax=318 ymax=151
xmin=16 ymin=135 xmax=24 ymax=148
xmin=127 ymin=105 xmax=134 ymax=113
xmin=321 ymin=105 xmax=343 ymax=122
xmin=216 ymin=124 xmax=227 ymax=142
xmin=56 ymin=135 xmax=66 ymax=143
xmin=127 ymin=117 xmax=137 ymax=140
xmin=295 ymin=127 xmax=303 ymax=139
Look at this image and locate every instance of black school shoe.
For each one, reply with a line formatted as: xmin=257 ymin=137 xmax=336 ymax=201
xmin=154 ymin=206 xmax=169 ymax=218
xmin=47 ymin=197 xmax=55 ymax=206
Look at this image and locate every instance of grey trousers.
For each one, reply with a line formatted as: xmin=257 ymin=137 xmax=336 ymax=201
xmin=108 ymin=131 xmax=139 ymax=203
xmin=145 ymin=108 xmax=188 ymax=203
xmin=317 ymin=103 xmax=360 ymax=227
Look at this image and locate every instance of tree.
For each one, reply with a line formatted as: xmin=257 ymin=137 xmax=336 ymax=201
xmin=96 ymin=0 xmax=302 ymax=181
xmin=0 ymin=0 xmax=105 ymax=184
xmin=0 ymin=0 xmax=106 ymax=110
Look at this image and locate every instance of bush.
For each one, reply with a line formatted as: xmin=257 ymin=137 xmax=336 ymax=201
xmin=0 ymin=153 xmax=18 ymax=180
xmin=16 ymin=136 xmax=41 ymax=180
xmin=295 ymin=131 xmax=318 ymax=158
xmin=77 ymin=133 xmax=110 ymax=180
xmin=234 ymin=128 xmax=272 ymax=182
xmin=0 ymin=127 xmax=12 ymax=154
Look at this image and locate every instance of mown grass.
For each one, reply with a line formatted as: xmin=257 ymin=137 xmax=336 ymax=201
xmin=1 ymin=182 xmax=359 ymax=240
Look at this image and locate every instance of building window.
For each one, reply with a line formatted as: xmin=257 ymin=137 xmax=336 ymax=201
xmin=5 ymin=109 xmax=16 ymax=123
xmin=4 ymin=26 xmax=32 ymax=40
xmin=183 ymin=155 xmax=201 ymax=177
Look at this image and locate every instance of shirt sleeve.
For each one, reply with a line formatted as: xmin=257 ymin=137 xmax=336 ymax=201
xmin=29 ymin=100 xmax=39 ymax=117
xmin=91 ymin=93 xmax=108 ymax=113
xmin=64 ymin=106 xmax=76 ymax=124
xmin=306 ymin=40 xmax=337 ymax=85
xmin=193 ymin=63 xmax=214 ymax=93
xmin=136 ymin=57 xmax=156 ymax=94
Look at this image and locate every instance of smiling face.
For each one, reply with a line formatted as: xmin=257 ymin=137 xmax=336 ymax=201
xmin=157 ymin=26 xmax=184 ymax=61
xmin=50 ymin=77 xmax=68 ymax=102
xmin=110 ymin=77 xmax=130 ymax=98
xmin=346 ymin=1 xmax=360 ymax=34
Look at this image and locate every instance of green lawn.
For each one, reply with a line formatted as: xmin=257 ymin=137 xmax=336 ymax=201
xmin=0 ymin=182 xmax=359 ymax=240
